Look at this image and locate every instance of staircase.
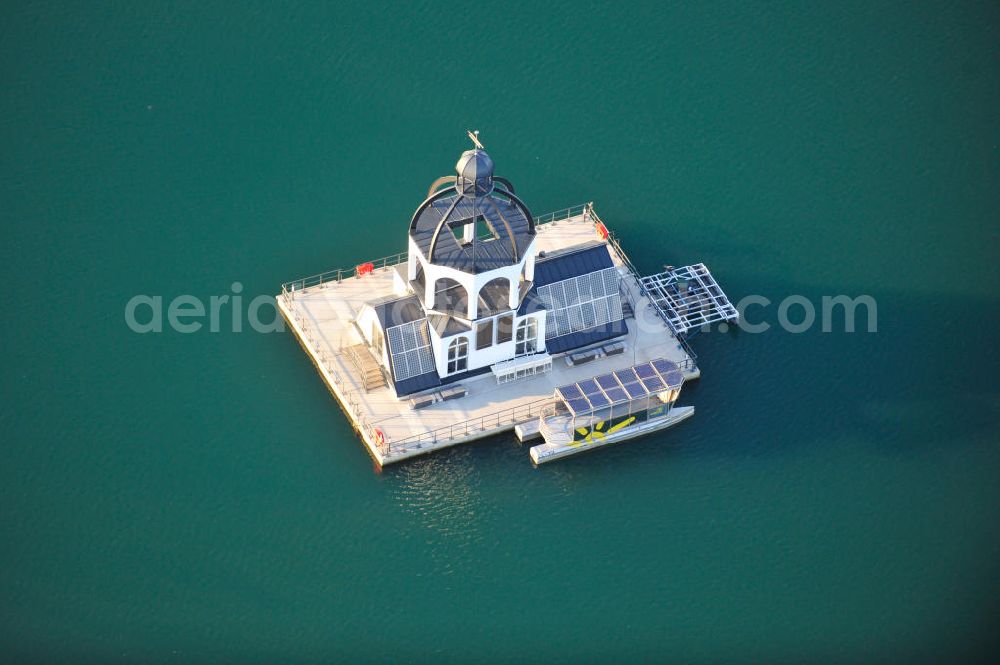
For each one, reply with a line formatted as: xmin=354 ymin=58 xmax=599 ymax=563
xmin=622 ymin=299 xmax=635 ymax=319
xmin=346 ymin=344 xmax=386 ymax=392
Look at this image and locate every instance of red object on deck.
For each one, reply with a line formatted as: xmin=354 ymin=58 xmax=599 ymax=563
xmin=356 ymin=262 xmax=374 ymax=276
xmin=373 ymin=428 xmax=385 ymax=448
xmin=595 ymin=221 xmax=609 ymax=240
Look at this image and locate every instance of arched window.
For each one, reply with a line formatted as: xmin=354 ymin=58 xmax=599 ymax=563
xmin=477 ymin=276 xmax=510 ymax=315
xmin=433 ymin=277 xmax=469 ymax=315
xmin=447 ymin=337 xmax=469 ymax=374
xmin=515 ymin=318 xmax=537 ymax=356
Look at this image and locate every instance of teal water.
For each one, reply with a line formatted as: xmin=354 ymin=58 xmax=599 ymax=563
xmin=2 ymin=1 xmax=999 ymax=661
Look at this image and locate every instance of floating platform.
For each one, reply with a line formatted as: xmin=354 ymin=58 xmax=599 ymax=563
xmin=277 ymin=206 xmax=701 ymax=467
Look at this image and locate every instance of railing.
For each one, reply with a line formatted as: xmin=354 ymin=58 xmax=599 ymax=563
xmin=280 ymin=204 xmax=590 ymax=301
xmin=279 ymin=290 xmax=381 ymax=445
xmin=595 ymin=204 xmax=700 ymax=367
xmin=385 ymin=397 xmax=555 ymax=454
xmin=345 ymin=344 xmax=385 ymax=392
xmin=534 ymin=203 xmax=589 ymax=226
xmin=281 ymin=249 xmax=409 ymax=297
xmin=675 ymin=355 xmax=697 ymax=373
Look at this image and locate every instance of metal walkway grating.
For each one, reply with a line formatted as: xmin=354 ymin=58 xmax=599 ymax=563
xmin=640 ymin=263 xmax=739 ymax=335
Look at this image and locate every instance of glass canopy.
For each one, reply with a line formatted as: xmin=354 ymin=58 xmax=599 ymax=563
xmin=555 ymin=358 xmax=685 ymax=416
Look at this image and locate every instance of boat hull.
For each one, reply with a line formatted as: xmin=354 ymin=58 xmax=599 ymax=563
xmin=529 ymin=406 xmax=695 ymax=465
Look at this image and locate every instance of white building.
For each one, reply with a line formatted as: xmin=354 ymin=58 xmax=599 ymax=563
xmin=354 ymin=144 xmax=629 ymax=398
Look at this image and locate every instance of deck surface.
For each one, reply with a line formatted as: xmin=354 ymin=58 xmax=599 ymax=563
xmin=277 ymin=213 xmax=697 ymax=465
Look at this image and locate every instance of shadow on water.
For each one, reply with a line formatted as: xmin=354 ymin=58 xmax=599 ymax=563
xmin=677 ymin=272 xmax=1000 ymax=461
xmin=372 ymin=272 xmax=999 ymax=481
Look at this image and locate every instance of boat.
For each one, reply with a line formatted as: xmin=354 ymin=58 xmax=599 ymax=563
xmin=529 ymin=358 xmax=695 ymax=464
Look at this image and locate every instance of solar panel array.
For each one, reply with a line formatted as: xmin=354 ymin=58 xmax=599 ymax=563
xmin=386 ymin=319 xmax=436 ymax=382
xmin=556 ymin=358 xmax=685 ymax=416
xmin=537 ymin=267 xmax=622 ymax=339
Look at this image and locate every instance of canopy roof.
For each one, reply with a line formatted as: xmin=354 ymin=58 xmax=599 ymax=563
xmin=556 ymin=358 xmax=684 ymax=416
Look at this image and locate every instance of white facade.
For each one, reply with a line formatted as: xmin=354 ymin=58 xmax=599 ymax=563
xmin=354 ymin=305 xmax=390 ymax=367
xmin=429 ymin=311 xmax=546 ymax=379
xmin=408 ymin=235 xmax=537 ymax=321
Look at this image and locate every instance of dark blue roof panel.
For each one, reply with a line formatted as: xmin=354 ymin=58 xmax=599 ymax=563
xmin=393 ymin=371 xmax=442 ymax=397
xmin=373 ymin=295 xmax=424 ymax=330
xmin=543 ymin=318 xmax=627 ymax=354
xmin=532 ymin=242 xmax=614 ymax=287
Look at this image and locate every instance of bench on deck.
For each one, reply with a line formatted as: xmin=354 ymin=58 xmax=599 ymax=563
xmin=565 ymin=341 xmax=626 ymax=367
xmin=439 ymin=385 xmax=467 ymax=402
xmin=408 ymin=384 xmax=467 ymax=409
xmin=566 ymin=348 xmax=600 ymax=366
xmin=408 ymin=393 xmax=436 ymax=410
xmin=602 ymin=341 xmax=626 ymax=357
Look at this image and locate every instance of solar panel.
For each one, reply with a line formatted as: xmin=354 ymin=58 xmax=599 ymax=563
xmin=651 ymin=359 xmax=677 ymax=375
xmin=400 ymin=324 xmax=416 ymax=350
xmin=607 ymin=294 xmax=623 ymax=321
xmin=603 ymin=387 xmax=628 ymax=403
xmin=615 ymin=368 xmax=639 ymax=384
xmin=547 ymin=281 xmax=565 ymax=308
xmin=577 ymin=272 xmax=593 ymax=300
xmin=602 ymin=268 xmax=618 ymax=293
xmin=640 ymin=375 xmax=665 ymax=392
xmin=558 ymin=385 xmax=583 ymax=400
xmin=553 ymin=308 xmax=570 ymax=338
xmin=563 ymin=279 xmax=579 ymax=305
xmin=386 ymin=325 xmax=403 ymax=351
xmin=593 ymin=298 xmax=610 ymax=326
xmin=621 ymin=381 xmax=646 ymax=399
xmin=662 ymin=370 xmax=684 ymax=388
xmin=595 ymin=374 xmax=619 ymax=390
xmin=539 ymin=267 xmax=622 ymax=339
xmin=586 ymin=392 xmax=610 ymax=408
xmin=634 ymin=363 xmax=657 ymax=380
xmin=556 ymin=358 xmax=685 ymax=415
xmin=387 ymin=319 xmax=435 ymax=382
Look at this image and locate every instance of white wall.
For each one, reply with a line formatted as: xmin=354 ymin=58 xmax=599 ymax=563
xmin=355 ymin=305 xmax=391 ymax=369
xmin=418 ymin=236 xmax=537 ymax=320
xmin=430 ymin=312 xmax=546 ymax=379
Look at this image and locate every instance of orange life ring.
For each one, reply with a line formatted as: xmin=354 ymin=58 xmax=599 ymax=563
xmin=373 ymin=428 xmax=385 ymax=448
xmin=357 ymin=262 xmax=374 ymax=276
xmin=595 ymin=221 xmax=609 ymax=240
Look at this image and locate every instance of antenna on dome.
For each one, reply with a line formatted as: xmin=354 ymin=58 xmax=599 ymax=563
xmin=467 ymin=129 xmax=485 ymax=150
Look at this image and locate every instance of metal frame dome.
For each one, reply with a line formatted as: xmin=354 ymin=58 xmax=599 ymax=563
xmin=408 ymin=142 xmax=535 ymax=273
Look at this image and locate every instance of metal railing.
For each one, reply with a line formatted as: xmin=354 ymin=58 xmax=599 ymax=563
xmin=281 ymin=249 xmax=409 ymax=296
xmin=279 ymin=290 xmax=381 ymax=445
xmin=345 ymin=343 xmax=385 ymax=392
xmin=385 ymin=397 xmax=555 ymax=455
xmin=280 ymin=204 xmax=590 ymax=301
xmin=534 ymin=202 xmax=589 ymax=226
xmin=595 ymin=205 xmax=699 ymax=367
